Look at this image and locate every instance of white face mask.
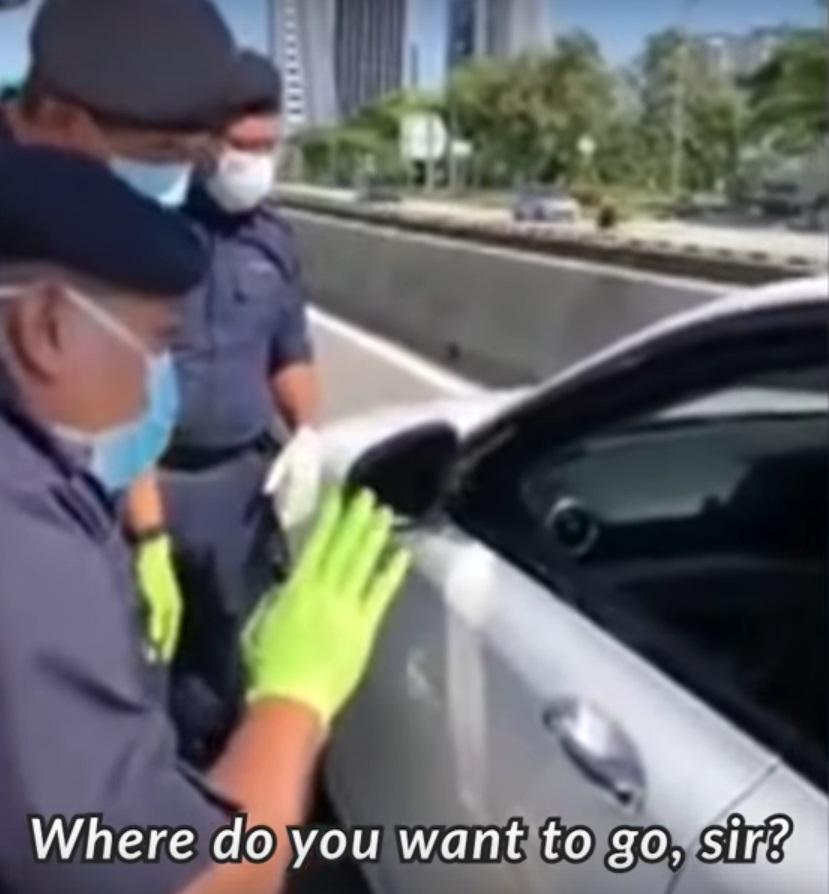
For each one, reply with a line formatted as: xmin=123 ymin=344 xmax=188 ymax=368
xmin=205 ymin=148 xmax=276 ymax=213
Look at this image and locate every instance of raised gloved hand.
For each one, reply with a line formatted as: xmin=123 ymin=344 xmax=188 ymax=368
xmin=242 ymin=486 xmax=411 ymax=726
xmin=263 ymin=426 xmax=324 ymax=530
xmin=134 ymin=533 xmax=183 ymax=664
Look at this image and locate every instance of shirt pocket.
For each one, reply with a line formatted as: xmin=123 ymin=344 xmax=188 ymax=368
xmin=230 ymin=243 xmax=280 ymax=343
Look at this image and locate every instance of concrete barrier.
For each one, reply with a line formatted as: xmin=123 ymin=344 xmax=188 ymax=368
xmin=279 ymin=191 xmax=823 ymax=287
xmin=287 ymin=209 xmax=737 ymax=387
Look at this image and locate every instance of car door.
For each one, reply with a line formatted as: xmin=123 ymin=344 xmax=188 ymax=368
xmin=447 ymin=303 xmax=827 ymax=894
xmin=326 ymin=522 xmax=528 ymax=894
xmin=327 ymin=301 xmax=827 ymax=894
xmin=674 ymin=762 xmax=828 ymax=894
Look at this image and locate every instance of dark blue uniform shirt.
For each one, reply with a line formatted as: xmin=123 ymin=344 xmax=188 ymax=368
xmin=0 ymin=107 xmax=16 ymax=148
xmin=0 ymin=375 xmax=232 ymax=894
xmin=172 ymin=185 xmax=313 ymax=450
xmin=0 ymin=144 xmax=229 ymax=892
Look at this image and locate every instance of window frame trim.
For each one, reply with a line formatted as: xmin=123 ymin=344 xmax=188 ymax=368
xmin=457 ymin=301 xmax=826 ymax=472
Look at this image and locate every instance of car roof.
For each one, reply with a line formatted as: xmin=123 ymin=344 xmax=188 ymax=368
xmin=529 ymin=274 xmax=827 ymax=399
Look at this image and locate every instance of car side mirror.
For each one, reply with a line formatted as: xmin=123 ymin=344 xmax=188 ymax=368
xmin=344 ymin=422 xmax=461 ymax=523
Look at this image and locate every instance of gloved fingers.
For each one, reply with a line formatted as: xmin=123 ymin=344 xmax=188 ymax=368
xmin=320 ymin=489 xmax=378 ymax=588
xmin=343 ymin=505 xmax=394 ymax=602
xmin=290 ymin=485 xmax=343 ymax=586
xmin=364 ymin=547 xmax=411 ymax=628
xmin=161 ymin=598 xmax=183 ymax=663
xmin=147 ymin=600 xmax=166 ymax=658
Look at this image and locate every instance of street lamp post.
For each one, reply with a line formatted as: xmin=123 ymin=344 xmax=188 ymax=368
xmin=670 ymin=0 xmax=700 ymax=198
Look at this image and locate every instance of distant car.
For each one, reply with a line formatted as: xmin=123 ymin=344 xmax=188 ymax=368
xmin=512 ymin=186 xmax=581 ymax=223
xmin=320 ymin=275 xmax=829 ymax=894
xmin=355 ymin=183 xmax=403 ymax=205
xmin=790 ymin=194 xmax=829 ymax=234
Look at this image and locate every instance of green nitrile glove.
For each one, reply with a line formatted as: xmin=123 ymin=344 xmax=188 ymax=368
xmin=242 ymin=486 xmax=411 ymax=726
xmin=134 ymin=534 xmax=183 ymax=664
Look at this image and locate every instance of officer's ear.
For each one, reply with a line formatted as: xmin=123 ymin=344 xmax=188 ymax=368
xmin=7 ymin=280 xmax=73 ymax=381
xmin=29 ymin=93 xmax=110 ymax=161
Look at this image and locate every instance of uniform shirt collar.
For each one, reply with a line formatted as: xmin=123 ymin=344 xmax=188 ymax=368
xmin=0 ymin=360 xmax=100 ymax=485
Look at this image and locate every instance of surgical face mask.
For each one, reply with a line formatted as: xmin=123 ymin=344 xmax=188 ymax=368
xmin=0 ymin=285 xmax=179 ymax=493
xmin=109 ymin=157 xmax=193 ymax=208
xmin=72 ymin=354 xmax=178 ymax=495
xmin=204 ymin=148 xmax=276 ymax=213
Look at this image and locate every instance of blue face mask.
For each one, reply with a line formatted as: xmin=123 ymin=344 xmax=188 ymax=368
xmin=49 ymin=291 xmax=180 ymax=494
xmin=109 ymin=157 xmax=193 ymax=208
xmin=86 ymin=353 xmax=179 ymax=493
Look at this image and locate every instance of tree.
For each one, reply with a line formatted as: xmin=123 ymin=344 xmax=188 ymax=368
xmin=633 ymin=29 xmax=746 ymax=193
xmin=746 ymin=26 xmax=828 ymax=153
xmin=445 ymin=33 xmax=615 ymax=185
xmin=445 ymin=58 xmax=515 ymax=183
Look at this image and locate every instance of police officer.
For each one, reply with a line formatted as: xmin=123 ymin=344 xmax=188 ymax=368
xmin=0 ymin=0 xmax=237 ymax=198
xmin=127 ymin=51 xmax=324 ymax=765
xmin=0 ymin=0 xmax=244 ymax=732
xmin=0 ymin=145 xmax=408 ymax=894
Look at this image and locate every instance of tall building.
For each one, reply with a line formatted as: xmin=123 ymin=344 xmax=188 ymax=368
xmin=268 ymin=0 xmax=338 ymax=130
xmin=494 ymin=0 xmax=553 ymax=58
xmin=335 ymin=0 xmax=407 ymax=119
xmin=447 ymin=0 xmax=481 ymax=68
xmin=447 ymin=0 xmax=553 ymax=69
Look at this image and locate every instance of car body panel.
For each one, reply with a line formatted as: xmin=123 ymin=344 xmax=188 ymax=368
xmin=320 ymin=276 xmax=828 ymax=894
xmin=674 ymin=765 xmax=829 ymax=894
xmin=327 ymin=521 xmax=783 ymax=894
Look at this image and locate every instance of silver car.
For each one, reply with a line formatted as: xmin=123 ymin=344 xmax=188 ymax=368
xmin=321 ymin=275 xmax=828 ymax=894
xmin=512 ymin=186 xmax=581 ymax=223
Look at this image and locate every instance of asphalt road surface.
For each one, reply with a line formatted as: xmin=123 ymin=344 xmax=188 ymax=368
xmin=310 ymin=306 xmax=482 ymax=421
xmin=285 ymin=308 xmax=485 ymax=893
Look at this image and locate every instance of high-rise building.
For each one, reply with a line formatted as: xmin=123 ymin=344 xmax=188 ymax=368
xmin=268 ymin=0 xmax=339 ymax=130
xmin=334 ymin=0 xmax=407 ymax=119
xmin=493 ymin=0 xmax=553 ymax=58
xmin=447 ymin=0 xmax=553 ymax=69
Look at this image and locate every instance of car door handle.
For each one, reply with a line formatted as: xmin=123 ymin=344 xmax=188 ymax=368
xmin=542 ymin=697 xmax=646 ymax=811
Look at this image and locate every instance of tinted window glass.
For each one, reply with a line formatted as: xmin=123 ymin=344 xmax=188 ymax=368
xmin=456 ymin=364 xmax=828 ymax=788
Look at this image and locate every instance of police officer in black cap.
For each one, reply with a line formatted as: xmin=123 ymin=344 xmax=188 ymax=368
xmin=0 ymin=0 xmax=244 ymax=734
xmin=0 ymin=145 xmax=407 ymax=894
xmin=0 ymin=0 xmax=237 ymax=205
xmin=140 ymin=49 xmax=323 ymax=768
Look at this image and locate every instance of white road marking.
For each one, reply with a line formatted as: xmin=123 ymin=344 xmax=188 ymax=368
xmin=309 ymin=306 xmax=484 ymax=397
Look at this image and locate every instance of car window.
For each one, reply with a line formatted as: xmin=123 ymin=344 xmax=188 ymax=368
xmin=454 ymin=357 xmax=828 ymax=790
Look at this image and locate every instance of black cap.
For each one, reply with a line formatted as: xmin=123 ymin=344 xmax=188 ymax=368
xmin=227 ymin=49 xmax=283 ymax=117
xmin=0 ymin=145 xmax=206 ymax=296
xmin=31 ymin=0 xmax=237 ymax=130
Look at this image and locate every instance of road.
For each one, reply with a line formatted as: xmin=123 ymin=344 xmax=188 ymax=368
xmin=310 ymin=306 xmax=481 ymax=420
xmin=285 ymin=308 xmax=483 ymax=894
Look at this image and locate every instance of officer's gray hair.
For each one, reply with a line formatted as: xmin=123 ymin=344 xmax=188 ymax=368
xmin=0 ymin=264 xmax=112 ymax=300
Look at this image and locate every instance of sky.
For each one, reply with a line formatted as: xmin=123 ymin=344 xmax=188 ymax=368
xmin=0 ymin=0 xmax=822 ymax=88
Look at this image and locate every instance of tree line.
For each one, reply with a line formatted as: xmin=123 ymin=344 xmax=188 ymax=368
xmin=294 ymin=17 xmax=827 ymax=203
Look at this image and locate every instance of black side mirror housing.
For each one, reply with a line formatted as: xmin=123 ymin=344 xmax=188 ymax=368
xmin=345 ymin=422 xmax=461 ymax=522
